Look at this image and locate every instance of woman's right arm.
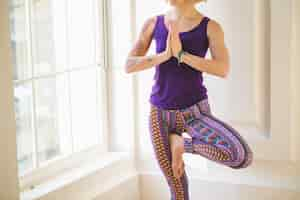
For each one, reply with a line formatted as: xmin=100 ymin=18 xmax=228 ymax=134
xmin=125 ymin=16 xmax=170 ymax=74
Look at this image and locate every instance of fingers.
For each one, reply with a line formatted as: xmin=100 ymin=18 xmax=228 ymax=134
xmin=168 ymin=21 xmax=181 ymax=56
xmin=168 ymin=24 xmax=175 ymax=56
xmin=178 ymin=162 xmax=185 ymax=179
xmin=169 ymin=22 xmax=176 ymax=44
xmin=169 ymin=23 xmax=175 ymax=42
xmin=166 ymin=24 xmax=173 ymax=56
xmin=169 ymin=21 xmax=179 ymax=38
xmin=167 ymin=26 xmax=171 ymax=43
xmin=168 ymin=24 xmax=172 ymax=43
xmin=171 ymin=20 xmax=179 ymax=32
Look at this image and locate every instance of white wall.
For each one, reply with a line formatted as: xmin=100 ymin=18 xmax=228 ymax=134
xmin=290 ymin=0 xmax=300 ymax=161
xmin=0 ymin=0 xmax=20 ymax=199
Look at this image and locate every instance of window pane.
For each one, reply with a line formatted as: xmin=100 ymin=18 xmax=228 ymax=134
xmin=68 ymin=0 xmax=96 ymax=68
xmin=31 ymin=0 xmax=68 ymax=75
xmin=52 ymin=0 xmax=68 ymax=71
xmin=9 ymin=0 xmax=30 ymax=80
xmin=70 ymin=67 xmax=100 ymax=152
xmin=111 ymin=0 xmax=131 ymax=68
xmin=31 ymin=0 xmax=56 ymax=75
xmin=14 ymin=82 xmax=34 ymax=174
xmin=35 ymin=75 xmax=72 ymax=163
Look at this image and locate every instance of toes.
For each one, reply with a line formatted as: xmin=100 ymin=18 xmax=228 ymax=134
xmin=172 ymin=163 xmax=178 ymax=178
xmin=172 ymin=163 xmax=180 ymax=179
xmin=172 ymin=159 xmax=185 ymax=179
xmin=178 ymin=161 xmax=184 ymax=178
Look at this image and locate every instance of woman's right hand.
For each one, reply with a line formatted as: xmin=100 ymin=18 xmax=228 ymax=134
xmin=163 ymin=24 xmax=173 ymax=61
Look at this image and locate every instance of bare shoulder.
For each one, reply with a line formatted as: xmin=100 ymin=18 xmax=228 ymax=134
xmin=207 ymin=18 xmax=225 ymax=41
xmin=128 ymin=15 xmax=159 ymax=56
xmin=139 ymin=15 xmax=158 ymax=39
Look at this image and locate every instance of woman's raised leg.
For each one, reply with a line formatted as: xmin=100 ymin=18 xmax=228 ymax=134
xmin=180 ymin=99 xmax=253 ymax=169
xmin=149 ymin=104 xmax=190 ymax=200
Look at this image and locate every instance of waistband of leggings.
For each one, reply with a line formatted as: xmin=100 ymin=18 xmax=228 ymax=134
xmin=150 ymin=98 xmax=209 ymax=112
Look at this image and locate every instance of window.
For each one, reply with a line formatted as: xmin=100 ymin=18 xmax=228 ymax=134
xmin=9 ymin=0 xmax=107 ymax=189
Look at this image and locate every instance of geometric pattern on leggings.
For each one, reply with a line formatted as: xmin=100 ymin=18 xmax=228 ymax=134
xmin=149 ymin=104 xmax=190 ymax=200
xmin=148 ymin=98 xmax=254 ymax=199
xmin=178 ymin=98 xmax=253 ymax=169
xmin=195 ymin=111 xmax=253 ymax=169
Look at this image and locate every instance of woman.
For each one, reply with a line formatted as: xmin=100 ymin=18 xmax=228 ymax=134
xmin=125 ymin=0 xmax=253 ymax=199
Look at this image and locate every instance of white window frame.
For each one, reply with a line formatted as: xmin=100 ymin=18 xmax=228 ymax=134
xmin=13 ymin=0 xmax=112 ymax=192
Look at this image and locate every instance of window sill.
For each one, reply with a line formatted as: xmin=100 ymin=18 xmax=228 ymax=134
xmin=20 ymin=151 xmax=137 ymax=200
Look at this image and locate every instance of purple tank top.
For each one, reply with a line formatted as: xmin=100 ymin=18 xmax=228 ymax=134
xmin=149 ymin=14 xmax=210 ymax=110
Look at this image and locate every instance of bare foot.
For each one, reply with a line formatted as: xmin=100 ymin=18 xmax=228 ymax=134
xmin=169 ymin=133 xmax=185 ymax=179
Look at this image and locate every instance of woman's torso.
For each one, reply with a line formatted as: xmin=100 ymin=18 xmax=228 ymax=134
xmin=149 ymin=13 xmax=210 ymax=110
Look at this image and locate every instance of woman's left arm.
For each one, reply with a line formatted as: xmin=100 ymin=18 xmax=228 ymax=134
xmin=181 ymin=20 xmax=230 ymax=78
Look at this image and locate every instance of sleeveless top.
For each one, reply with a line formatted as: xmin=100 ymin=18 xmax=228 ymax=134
xmin=149 ymin=14 xmax=210 ymax=110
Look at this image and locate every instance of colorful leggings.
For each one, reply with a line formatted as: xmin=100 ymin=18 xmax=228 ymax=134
xmin=148 ymin=98 xmax=253 ymax=200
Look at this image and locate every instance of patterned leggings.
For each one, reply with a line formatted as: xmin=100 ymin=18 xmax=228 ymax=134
xmin=148 ymin=98 xmax=253 ymax=200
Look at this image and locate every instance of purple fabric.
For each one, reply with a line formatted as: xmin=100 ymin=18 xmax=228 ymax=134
xmin=148 ymin=98 xmax=253 ymax=199
xmin=149 ymin=14 xmax=210 ymax=109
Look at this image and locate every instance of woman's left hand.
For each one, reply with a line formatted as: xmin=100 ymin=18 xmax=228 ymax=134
xmin=169 ymin=21 xmax=182 ymax=58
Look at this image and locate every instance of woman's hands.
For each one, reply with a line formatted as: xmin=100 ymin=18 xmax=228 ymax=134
xmin=169 ymin=21 xmax=182 ymax=58
xmin=163 ymin=21 xmax=183 ymax=61
xmin=163 ymin=24 xmax=173 ymax=60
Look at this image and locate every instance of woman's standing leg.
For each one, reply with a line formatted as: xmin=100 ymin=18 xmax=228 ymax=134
xmin=180 ymin=98 xmax=253 ymax=169
xmin=148 ymin=104 xmax=190 ymax=200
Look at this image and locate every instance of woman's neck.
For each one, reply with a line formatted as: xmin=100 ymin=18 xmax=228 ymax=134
xmin=169 ymin=3 xmax=200 ymax=19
